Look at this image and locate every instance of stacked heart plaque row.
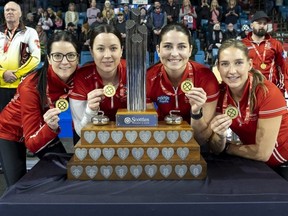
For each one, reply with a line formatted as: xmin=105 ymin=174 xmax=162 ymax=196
xmin=82 ymin=129 xmax=194 ymax=145
xmin=67 ymin=122 xmax=207 ymax=180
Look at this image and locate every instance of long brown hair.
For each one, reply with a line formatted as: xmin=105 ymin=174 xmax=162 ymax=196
xmin=217 ymin=39 xmax=268 ymax=112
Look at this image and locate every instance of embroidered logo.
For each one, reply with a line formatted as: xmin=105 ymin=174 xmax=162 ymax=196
xmin=157 ymin=95 xmax=170 ymax=104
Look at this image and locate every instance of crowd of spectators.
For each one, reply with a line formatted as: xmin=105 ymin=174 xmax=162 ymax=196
xmin=0 ymin=0 xmax=287 ymax=65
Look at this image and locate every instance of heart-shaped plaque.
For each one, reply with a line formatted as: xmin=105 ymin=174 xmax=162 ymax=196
xmin=75 ymin=148 xmax=87 ymax=161
xmin=161 ymin=147 xmax=174 ymax=160
xmin=180 ymin=130 xmax=193 ymax=143
xmin=100 ymin=165 xmax=113 ymax=179
xmin=144 ymin=165 xmax=157 ymax=178
xmin=102 ymin=148 xmax=115 ymax=161
xmin=153 ymin=131 xmax=165 ymax=144
xmin=131 ymin=148 xmax=144 ymax=160
xmin=88 ymin=148 xmax=101 ymax=161
xmin=70 ymin=165 xmax=83 ymax=179
xmin=85 ymin=165 xmax=98 ymax=179
xmin=83 ymin=131 xmax=96 ymax=144
xmin=117 ymin=148 xmax=129 ymax=160
xmin=167 ymin=131 xmax=179 ymax=143
xmin=125 ymin=131 xmax=138 ymax=143
xmin=175 ymin=165 xmax=187 ymax=178
xmin=160 ymin=165 xmax=172 ymax=178
xmin=98 ymin=131 xmax=110 ymax=144
xmin=130 ymin=165 xmax=143 ymax=178
xmin=111 ymin=131 xmax=123 ymax=144
xmin=190 ymin=164 xmax=202 ymax=177
xmin=176 ymin=147 xmax=189 ymax=160
xmin=139 ymin=131 xmax=151 ymax=143
xmin=115 ymin=165 xmax=128 ymax=179
xmin=147 ymin=148 xmax=159 ymax=160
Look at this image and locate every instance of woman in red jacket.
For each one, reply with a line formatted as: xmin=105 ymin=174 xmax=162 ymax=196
xmin=208 ymin=39 xmax=288 ymax=179
xmin=146 ymin=23 xmax=219 ymax=146
xmin=0 ymin=31 xmax=80 ymax=186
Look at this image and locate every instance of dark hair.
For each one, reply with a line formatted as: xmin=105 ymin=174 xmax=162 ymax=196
xmin=89 ymin=24 xmax=123 ymax=48
xmin=217 ymin=39 xmax=267 ymax=112
xmin=34 ymin=31 xmax=81 ymax=111
xmin=158 ymin=23 xmax=192 ymax=46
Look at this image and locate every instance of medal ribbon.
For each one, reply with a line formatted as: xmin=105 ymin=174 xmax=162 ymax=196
xmin=3 ymin=27 xmax=18 ymax=53
xmin=223 ymin=73 xmax=253 ymax=125
xmin=251 ymin=40 xmax=268 ymax=68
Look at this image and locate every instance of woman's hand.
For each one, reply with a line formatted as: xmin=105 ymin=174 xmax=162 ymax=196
xmin=43 ymin=108 xmax=61 ymax=131
xmin=185 ymin=87 xmax=207 ymax=114
xmin=210 ymin=114 xmax=232 ymax=137
xmin=87 ymin=89 xmax=104 ymax=112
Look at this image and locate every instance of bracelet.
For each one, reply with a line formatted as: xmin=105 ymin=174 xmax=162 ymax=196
xmin=190 ymin=108 xmax=203 ymax=120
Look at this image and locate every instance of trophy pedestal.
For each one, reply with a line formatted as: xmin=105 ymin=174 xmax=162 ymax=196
xmin=67 ymin=121 xmax=207 ymax=180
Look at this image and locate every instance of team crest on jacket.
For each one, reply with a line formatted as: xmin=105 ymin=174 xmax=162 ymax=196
xmin=157 ymin=95 xmax=170 ymax=104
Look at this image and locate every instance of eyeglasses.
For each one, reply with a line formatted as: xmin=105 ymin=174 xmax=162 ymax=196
xmin=50 ymin=52 xmax=78 ymax=62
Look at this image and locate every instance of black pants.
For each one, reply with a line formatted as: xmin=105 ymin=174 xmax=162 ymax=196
xmin=0 ymin=137 xmax=66 ymax=187
xmin=0 ymin=88 xmax=16 ymax=112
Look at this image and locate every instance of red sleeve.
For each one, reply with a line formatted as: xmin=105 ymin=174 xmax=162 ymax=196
xmin=19 ymin=83 xmax=58 ymax=153
xmin=257 ymin=81 xmax=287 ymax=119
xmin=274 ymin=40 xmax=287 ymax=91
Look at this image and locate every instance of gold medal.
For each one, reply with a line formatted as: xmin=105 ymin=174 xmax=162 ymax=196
xmin=103 ymin=84 xmax=116 ymax=97
xmin=260 ymin=63 xmax=266 ymax=70
xmin=225 ymin=106 xmax=239 ymax=119
xmin=55 ymin=98 xmax=69 ymax=112
xmin=181 ymin=80 xmax=194 ymax=93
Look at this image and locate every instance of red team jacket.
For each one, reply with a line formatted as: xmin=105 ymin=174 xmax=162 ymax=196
xmin=0 ymin=66 xmax=73 ymax=153
xmin=146 ymin=61 xmax=219 ymax=123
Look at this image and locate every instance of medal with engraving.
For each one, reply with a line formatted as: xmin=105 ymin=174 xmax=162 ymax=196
xmin=225 ymin=106 xmax=239 ymax=119
xmin=103 ymin=84 xmax=116 ymax=97
xmin=55 ymin=98 xmax=69 ymax=112
xmin=181 ymin=80 xmax=194 ymax=93
xmin=260 ymin=63 xmax=267 ymax=70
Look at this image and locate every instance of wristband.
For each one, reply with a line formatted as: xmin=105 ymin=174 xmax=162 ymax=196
xmin=190 ymin=108 xmax=203 ymax=120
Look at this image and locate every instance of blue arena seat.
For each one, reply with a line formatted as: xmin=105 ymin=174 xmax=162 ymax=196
xmin=80 ymin=51 xmax=94 ymax=66
xmin=195 ymin=51 xmax=205 ymax=65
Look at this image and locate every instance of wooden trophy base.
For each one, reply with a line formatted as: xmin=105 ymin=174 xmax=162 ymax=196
xmin=67 ymin=121 xmax=207 ymax=180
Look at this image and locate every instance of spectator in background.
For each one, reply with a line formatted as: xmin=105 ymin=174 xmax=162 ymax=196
xmin=151 ymin=1 xmax=167 ymax=52
xmin=54 ymin=10 xmax=64 ymax=32
xmin=224 ymin=0 xmax=239 ymax=27
xmin=114 ymin=11 xmax=126 ymax=58
xmin=242 ymin=11 xmax=288 ymax=94
xmin=25 ymin=12 xmax=37 ymax=28
xmin=196 ymin=0 xmax=210 ymax=29
xmin=179 ymin=0 xmax=197 ymax=32
xmin=140 ymin=6 xmax=153 ymax=53
xmin=0 ymin=1 xmax=41 ymax=111
xmin=65 ymin=3 xmax=79 ymax=29
xmin=79 ymin=22 xmax=90 ymax=51
xmin=35 ymin=24 xmax=48 ymax=61
xmin=34 ymin=7 xmax=44 ymax=25
xmin=223 ymin=22 xmax=238 ymax=42
xmin=103 ymin=10 xmax=115 ymax=25
xmin=208 ymin=0 xmax=222 ymax=31
xmin=102 ymin=0 xmax=115 ymax=20
xmin=76 ymin=0 xmax=89 ymax=13
xmin=87 ymin=0 xmax=100 ymax=26
xmin=206 ymin=22 xmax=223 ymax=62
xmin=38 ymin=10 xmax=54 ymax=38
xmin=66 ymin=22 xmax=78 ymax=39
xmin=122 ymin=4 xmax=130 ymax=21
xmin=90 ymin=12 xmax=106 ymax=28
xmin=164 ymin=0 xmax=179 ymax=24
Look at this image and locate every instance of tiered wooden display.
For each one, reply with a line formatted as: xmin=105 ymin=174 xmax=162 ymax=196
xmin=67 ymin=120 xmax=207 ymax=180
